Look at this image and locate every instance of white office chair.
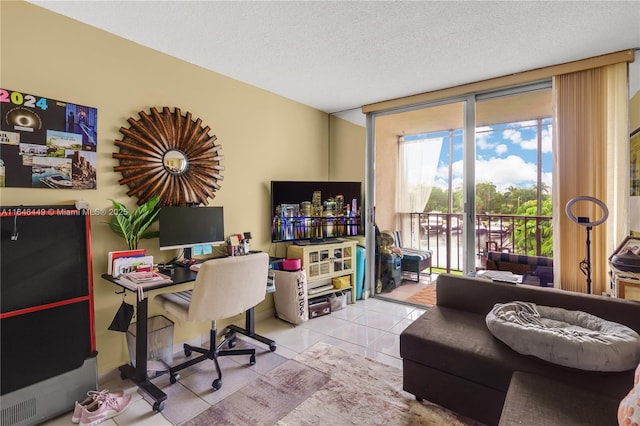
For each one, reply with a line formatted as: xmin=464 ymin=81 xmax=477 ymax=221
xmin=154 ymin=252 xmax=269 ymax=390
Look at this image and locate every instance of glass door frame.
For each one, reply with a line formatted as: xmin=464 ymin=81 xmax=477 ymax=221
xmin=364 ymin=80 xmax=552 ymax=297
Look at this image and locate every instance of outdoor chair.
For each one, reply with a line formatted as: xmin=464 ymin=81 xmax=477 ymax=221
xmin=391 ymin=231 xmax=433 ymax=282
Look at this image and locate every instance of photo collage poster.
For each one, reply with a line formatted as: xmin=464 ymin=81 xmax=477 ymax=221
xmin=0 ymin=88 xmax=98 ymax=189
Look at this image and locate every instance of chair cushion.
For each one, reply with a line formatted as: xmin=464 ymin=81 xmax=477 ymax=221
xmin=154 ymin=290 xmax=192 ymax=321
xmin=400 ymin=248 xmax=431 ymax=261
xmin=486 ymin=301 xmax=640 ymax=371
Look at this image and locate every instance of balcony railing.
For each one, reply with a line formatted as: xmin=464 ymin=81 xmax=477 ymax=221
xmin=406 ymin=212 xmax=553 ymax=273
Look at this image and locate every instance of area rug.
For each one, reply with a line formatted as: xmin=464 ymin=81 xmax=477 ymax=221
xmin=406 ymin=284 xmax=437 ymax=306
xmin=183 ymin=342 xmax=481 ymax=426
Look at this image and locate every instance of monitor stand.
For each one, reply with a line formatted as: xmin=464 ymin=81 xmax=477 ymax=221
xmin=174 ymin=247 xmax=195 ymax=267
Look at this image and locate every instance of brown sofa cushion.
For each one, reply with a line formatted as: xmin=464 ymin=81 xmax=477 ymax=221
xmin=400 ymin=306 xmax=635 ymax=398
xmin=499 ymin=371 xmax=619 ymax=426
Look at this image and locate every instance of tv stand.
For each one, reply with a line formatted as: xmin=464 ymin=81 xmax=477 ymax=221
xmin=287 ymin=240 xmax=357 ymax=303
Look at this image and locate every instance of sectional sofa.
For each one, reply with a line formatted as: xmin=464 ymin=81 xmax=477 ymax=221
xmin=399 ymin=274 xmax=640 ymax=425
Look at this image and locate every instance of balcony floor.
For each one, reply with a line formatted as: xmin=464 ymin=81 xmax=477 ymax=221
xmin=375 ymin=272 xmax=437 ymax=308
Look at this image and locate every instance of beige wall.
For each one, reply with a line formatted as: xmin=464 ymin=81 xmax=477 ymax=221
xmin=328 ymin=115 xmax=365 ymax=182
xmin=1 ymin=1 xmax=362 ymax=374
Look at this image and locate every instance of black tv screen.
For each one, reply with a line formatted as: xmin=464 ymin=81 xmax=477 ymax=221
xmin=159 ymin=206 xmax=225 ymax=250
xmin=270 ymin=181 xmax=363 ymax=243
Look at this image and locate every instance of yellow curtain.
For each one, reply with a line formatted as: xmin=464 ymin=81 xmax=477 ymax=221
xmin=553 ymin=63 xmax=628 ymax=294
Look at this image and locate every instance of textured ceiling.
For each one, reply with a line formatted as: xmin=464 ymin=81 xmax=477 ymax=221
xmin=27 ymin=1 xmax=640 ymax=126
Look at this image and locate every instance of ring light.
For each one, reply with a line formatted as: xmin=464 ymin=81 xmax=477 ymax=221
xmin=564 ymin=195 xmax=609 ymax=227
xmin=564 ymin=196 xmax=608 ymax=294
xmin=565 ymin=196 xmax=609 ymax=227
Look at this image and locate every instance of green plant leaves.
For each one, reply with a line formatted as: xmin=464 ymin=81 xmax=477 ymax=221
xmin=108 ymin=195 xmax=161 ymax=250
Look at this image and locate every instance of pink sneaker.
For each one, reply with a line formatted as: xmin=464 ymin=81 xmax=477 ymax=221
xmin=79 ymin=393 xmax=132 ymax=426
xmin=71 ymin=390 xmax=124 ymax=423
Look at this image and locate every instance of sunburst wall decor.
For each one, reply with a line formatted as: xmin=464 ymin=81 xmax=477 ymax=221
xmin=113 ymin=107 xmax=224 ymax=206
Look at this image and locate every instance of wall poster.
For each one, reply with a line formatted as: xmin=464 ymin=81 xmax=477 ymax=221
xmin=0 ymin=88 xmax=97 ymax=189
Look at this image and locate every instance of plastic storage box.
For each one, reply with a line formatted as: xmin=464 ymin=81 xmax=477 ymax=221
xmin=127 ymin=315 xmax=174 ymax=378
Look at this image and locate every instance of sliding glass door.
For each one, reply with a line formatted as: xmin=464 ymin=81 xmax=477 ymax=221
xmin=365 ymin=81 xmax=552 ymax=301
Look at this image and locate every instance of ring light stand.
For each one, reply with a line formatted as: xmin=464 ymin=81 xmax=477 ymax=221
xmin=565 ymin=196 xmax=609 ymax=294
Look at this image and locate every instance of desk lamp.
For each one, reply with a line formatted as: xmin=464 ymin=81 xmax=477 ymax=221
xmin=565 ymin=196 xmax=609 ymax=294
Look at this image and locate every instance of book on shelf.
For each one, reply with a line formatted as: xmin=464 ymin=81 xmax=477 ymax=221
xmin=107 ymin=249 xmax=146 ymax=275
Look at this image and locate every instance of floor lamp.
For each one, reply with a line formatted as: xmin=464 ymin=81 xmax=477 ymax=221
xmin=565 ymin=196 xmax=609 ymax=294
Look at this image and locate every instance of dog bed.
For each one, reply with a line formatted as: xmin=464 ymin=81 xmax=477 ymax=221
xmin=486 ymin=301 xmax=640 ymax=371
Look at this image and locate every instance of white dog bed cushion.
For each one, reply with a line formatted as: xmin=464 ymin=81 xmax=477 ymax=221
xmin=486 ymin=301 xmax=640 ymax=371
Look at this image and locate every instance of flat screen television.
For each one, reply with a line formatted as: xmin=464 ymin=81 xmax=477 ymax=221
xmin=270 ymin=181 xmax=363 ymax=243
xmin=159 ymin=206 xmax=225 ymax=256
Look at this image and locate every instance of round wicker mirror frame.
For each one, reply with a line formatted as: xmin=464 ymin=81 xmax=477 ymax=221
xmin=113 ymin=107 xmax=224 ymax=206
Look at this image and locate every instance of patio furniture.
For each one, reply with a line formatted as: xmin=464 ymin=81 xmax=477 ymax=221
xmin=391 ymin=231 xmax=432 ymax=282
xmin=486 ymin=251 xmax=554 ymax=287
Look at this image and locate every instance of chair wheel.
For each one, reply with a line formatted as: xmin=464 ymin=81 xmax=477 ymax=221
xmin=184 ymin=348 xmax=192 ymax=357
xmin=212 ymin=379 xmax=222 ymax=390
xmin=153 ymin=401 xmax=165 ymax=412
xmin=228 ymin=339 xmax=236 ymax=348
xmin=269 ymin=343 xmax=277 ymax=352
xmin=249 ymin=354 xmax=256 ymax=365
xmin=169 ymin=373 xmax=179 ymax=384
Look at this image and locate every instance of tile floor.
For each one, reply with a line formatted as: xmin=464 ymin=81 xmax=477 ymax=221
xmin=43 ymin=297 xmax=426 ymax=426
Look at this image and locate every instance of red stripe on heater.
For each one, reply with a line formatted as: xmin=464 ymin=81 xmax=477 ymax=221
xmin=0 ymin=296 xmax=90 ymax=319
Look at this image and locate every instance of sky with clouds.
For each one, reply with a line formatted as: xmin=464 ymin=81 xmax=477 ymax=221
xmin=406 ymin=119 xmax=553 ymax=194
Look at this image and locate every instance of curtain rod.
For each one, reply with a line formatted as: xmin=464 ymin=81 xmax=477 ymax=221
xmin=363 ymin=49 xmax=636 ymax=114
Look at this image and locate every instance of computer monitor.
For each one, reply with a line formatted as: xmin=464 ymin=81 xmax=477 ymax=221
xmin=159 ymin=206 xmax=225 ymax=258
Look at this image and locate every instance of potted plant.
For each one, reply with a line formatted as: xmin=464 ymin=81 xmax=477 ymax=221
xmin=108 ymin=195 xmax=161 ymax=250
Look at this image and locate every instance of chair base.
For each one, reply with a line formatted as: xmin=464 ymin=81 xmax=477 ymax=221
xmin=167 ymin=326 xmax=255 ymax=390
xmin=227 ymin=306 xmax=277 ymax=352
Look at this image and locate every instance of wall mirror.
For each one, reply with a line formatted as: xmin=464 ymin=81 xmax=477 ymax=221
xmin=163 ymin=149 xmax=188 ymax=174
xmin=113 ymin=107 xmax=224 ymax=206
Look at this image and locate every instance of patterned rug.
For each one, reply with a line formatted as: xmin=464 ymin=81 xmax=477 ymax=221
xmin=406 ymin=284 xmax=437 ymax=306
xmin=183 ymin=342 xmax=480 ymax=425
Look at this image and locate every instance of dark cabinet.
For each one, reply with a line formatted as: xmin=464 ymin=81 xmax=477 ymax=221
xmin=0 ymin=206 xmax=97 ymax=426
